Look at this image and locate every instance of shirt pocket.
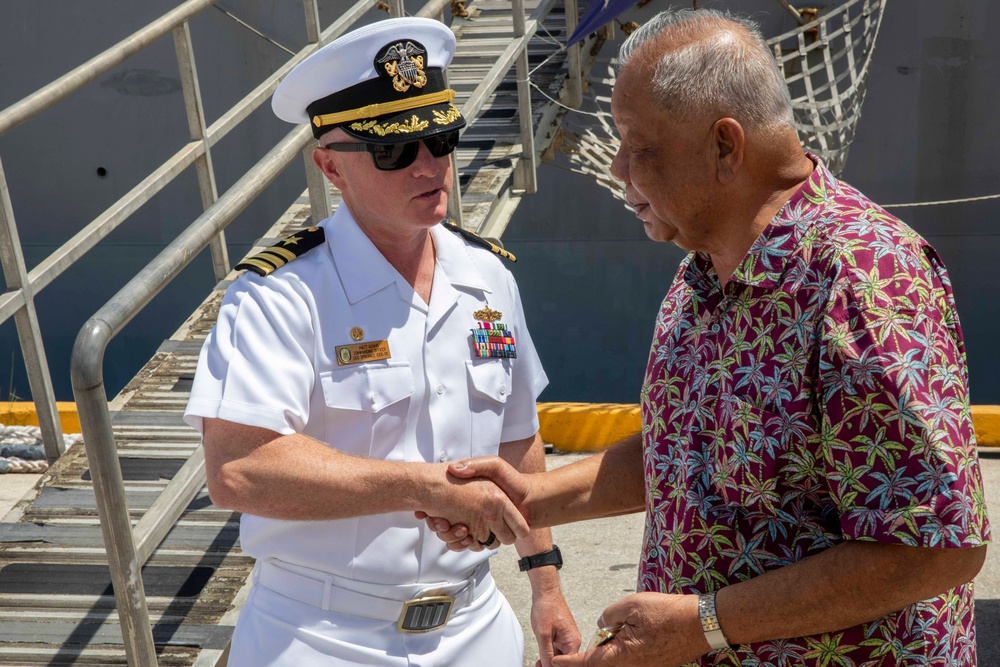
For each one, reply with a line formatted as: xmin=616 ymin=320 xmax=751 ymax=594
xmin=466 ymin=360 xmax=511 ymax=455
xmin=704 ymin=396 xmax=786 ymax=517
xmin=320 ymin=363 xmax=414 ymax=460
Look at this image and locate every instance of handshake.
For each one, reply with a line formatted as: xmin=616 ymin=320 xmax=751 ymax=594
xmin=416 ymin=456 xmax=537 ymax=551
xmin=414 ymin=456 xmax=538 ymax=551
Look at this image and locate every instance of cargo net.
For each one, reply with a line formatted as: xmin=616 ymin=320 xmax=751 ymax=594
xmin=552 ymin=0 xmax=888 ymax=200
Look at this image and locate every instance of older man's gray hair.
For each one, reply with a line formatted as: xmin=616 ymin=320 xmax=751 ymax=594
xmin=617 ymin=8 xmax=794 ymax=130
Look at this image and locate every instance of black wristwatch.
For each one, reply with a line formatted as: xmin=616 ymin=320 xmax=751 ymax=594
xmin=518 ymin=545 xmax=563 ymax=571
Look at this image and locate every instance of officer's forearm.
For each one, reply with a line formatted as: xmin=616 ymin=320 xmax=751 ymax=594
xmin=203 ymin=417 xmax=501 ymax=522
xmin=500 ymin=433 xmax=566 ymax=600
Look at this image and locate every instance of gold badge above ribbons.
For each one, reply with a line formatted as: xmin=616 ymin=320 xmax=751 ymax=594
xmin=336 ymin=340 xmax=391 ymax=366
xmin=473 ymin=306 xmax=502 ymax=322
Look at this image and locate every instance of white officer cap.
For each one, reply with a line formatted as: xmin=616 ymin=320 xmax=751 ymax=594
xmin=272 ymin=17 xmax=465 ymax=144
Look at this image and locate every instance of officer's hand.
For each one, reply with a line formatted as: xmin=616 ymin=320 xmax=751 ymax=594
xmin=531 ymin=585 xmax=582 ymax=667
xmin=551 ymin=592 xmax=710 ymax=667
xmin=413 ymin=513 xmax=477 ymax=550
xmin=420 ymin=464 xmax=529 ymax=549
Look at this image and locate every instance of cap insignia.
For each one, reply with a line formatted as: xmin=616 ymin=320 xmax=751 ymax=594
xmin=433 ymin=103 xmax=462 ymax=126
xmin=350 ymin=115 xmax=429 ymax=137
xmin=376 ymin=41 xmax=428 ymax=93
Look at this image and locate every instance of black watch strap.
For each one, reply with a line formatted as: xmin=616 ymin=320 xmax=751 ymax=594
xmin=518 ymin=545 xmax=563 ymax=571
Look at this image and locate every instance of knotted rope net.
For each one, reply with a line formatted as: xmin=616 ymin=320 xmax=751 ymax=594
xmin=552 ymin=0 xmax=888 ymax=199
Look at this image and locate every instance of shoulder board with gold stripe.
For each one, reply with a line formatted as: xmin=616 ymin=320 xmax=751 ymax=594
xmin=442 ymin=221 xmax=516 ymax=262
xmin=235 ymin=227 xmax=326 ymax=277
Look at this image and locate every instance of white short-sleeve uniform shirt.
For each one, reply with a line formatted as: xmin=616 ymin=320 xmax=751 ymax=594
xmin=184 ymin=205 xmax=547 ymax=585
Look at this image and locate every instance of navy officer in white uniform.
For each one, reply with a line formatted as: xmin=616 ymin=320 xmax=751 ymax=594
xmin=183 ymin=16 xmax=580 ymax=667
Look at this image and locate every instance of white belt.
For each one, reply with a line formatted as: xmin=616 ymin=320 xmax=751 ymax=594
xmin=253 ymin=559 xmax=493 ymax=633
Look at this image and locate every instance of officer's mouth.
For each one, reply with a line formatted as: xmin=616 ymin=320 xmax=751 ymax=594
xmin=414 ymin=187 xmax=444 ymax=200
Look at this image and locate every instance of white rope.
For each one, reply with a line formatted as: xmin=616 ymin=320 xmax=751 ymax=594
xmin=882 ymin=192 xmax=1000 ymax=209
xmin=527 ymin=80 xmax=608 ymax=117
xmin=0 ymin=457 xmax=48 ymax=474
xmin=214 ymin=6 xmax=296 ymax=56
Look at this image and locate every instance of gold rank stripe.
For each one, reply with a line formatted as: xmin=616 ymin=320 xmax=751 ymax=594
xmin=239 ymin=257 xmax=279 ymax=274
xmin=236 ymin=226 xmax=326 ymax=276
xmin=266 ymin=246 xmax=299 ymax=262
xmin=257 ymin=252 xmax=288 ymax=269
xmin=312 ymin=89 xmax=457 ymax=128
xmin=488 ymin=243 xmax=516 ymax=261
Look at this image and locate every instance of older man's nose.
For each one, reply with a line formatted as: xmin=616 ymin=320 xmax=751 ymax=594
xmin=610 ymin=146 xmax=628 ymax=183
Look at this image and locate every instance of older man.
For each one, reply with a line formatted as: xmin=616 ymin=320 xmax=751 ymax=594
xmin=427 ymin=8 xmax=990 ymax=667
xmin=184 ymin=17 xmax=579 ymax=667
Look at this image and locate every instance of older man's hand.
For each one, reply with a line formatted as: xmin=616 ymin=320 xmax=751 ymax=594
xmin=416 ymin=456 xmax=532 ymax=550
xmin=551 ymin=592 xmax=710 ymax=667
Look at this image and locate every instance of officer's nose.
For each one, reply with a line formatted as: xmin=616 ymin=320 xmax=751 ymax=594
xmin=409 ymin=140 xmax=442 ymax=177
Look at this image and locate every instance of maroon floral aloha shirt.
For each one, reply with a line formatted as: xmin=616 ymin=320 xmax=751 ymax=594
xmin=638 ymin=156 xmax=990 ymax=666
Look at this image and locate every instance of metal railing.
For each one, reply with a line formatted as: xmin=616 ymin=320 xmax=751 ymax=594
xmin=0 ymin=0 xmax=583 ymax=664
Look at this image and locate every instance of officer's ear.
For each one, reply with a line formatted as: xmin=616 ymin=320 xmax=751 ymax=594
xmin=313 ymin=145 xmax=349 ymax=190
xmin=313 ymin=146 xmax=341 ymax=188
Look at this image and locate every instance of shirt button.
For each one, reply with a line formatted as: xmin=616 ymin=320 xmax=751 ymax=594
xmin=499 ymin=384 xmax=506 ymax=395
xmin=710 ymin=324 xmax=720 ymax=333
xmin=439 ymin=452 xmax=447 ymax=462
xmin=369 ymin=393 xmax=376 ymax=403
xmin=436 ymin=384 xmax=445 ymax=394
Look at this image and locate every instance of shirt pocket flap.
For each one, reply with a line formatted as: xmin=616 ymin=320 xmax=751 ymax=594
xmin=321 ymin=363 xmax=414 ymax=412
xmin=466 ymin=360 xmax=510 ymax=404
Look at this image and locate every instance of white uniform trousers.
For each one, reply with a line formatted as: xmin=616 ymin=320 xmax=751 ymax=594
xmin=228 ymin=571 xmax=524 ymax=666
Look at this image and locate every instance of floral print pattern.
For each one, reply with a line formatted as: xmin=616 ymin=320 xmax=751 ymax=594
xmin=639 ymin=157 xmax=990 ymax=666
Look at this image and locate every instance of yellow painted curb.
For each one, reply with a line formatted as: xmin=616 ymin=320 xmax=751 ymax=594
xmin=1 ymin=402 xmax=82 ymax=434
xmin=974 ymin=405 xmax=1000 ymax=447
xmin=2 ymin=402 xmax=999 ymax=451
xmin=537 ymin=403 xmax=1000 ymax=452
xmin=537 ymin=402 xmax=641 ymax=452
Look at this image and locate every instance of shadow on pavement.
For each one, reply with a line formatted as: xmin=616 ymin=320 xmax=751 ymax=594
xmin=978 ymin=598 xmax=1000 ymax=661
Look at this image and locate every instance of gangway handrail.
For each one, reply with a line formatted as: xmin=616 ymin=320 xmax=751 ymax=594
xmin=0 ymin=0 xmax=216 ymax=137
xmin=47 ymin=0 xmax=582 ymax=665
xmin=0 ymin=0 xmax=380 ymax=462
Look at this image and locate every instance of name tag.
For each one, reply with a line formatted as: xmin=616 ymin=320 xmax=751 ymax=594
xmin=336 ymin=340 xmax=391 ymax=366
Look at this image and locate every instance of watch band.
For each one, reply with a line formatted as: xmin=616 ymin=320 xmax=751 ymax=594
xmin=698 ymin=593 xmax=732 ymax=652
xmin=517 ymin=545 xmax=563 ymax=571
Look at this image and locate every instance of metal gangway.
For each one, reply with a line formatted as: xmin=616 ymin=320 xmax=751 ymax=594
xmin=0 ymin=0 xmax=598 ymax=663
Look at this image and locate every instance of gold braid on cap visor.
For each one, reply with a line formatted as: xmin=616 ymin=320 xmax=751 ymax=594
xmin=311 ymin=89 xmax=457 ymax=128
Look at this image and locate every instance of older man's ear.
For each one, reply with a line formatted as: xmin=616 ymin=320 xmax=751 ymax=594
xmin=712 ymin=117 xmax=745 ymax=184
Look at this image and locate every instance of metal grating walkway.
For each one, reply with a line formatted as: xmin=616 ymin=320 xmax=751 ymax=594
xmin=0 ymin=2 xmax=590 ymax=664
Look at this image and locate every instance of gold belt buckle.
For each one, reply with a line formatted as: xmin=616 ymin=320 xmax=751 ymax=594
xmin=397 ymin=594 xmax=456 ymax=633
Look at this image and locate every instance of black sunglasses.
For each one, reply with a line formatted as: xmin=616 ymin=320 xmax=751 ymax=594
xmin=323 ymin=130 xmax=460 ymax=171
